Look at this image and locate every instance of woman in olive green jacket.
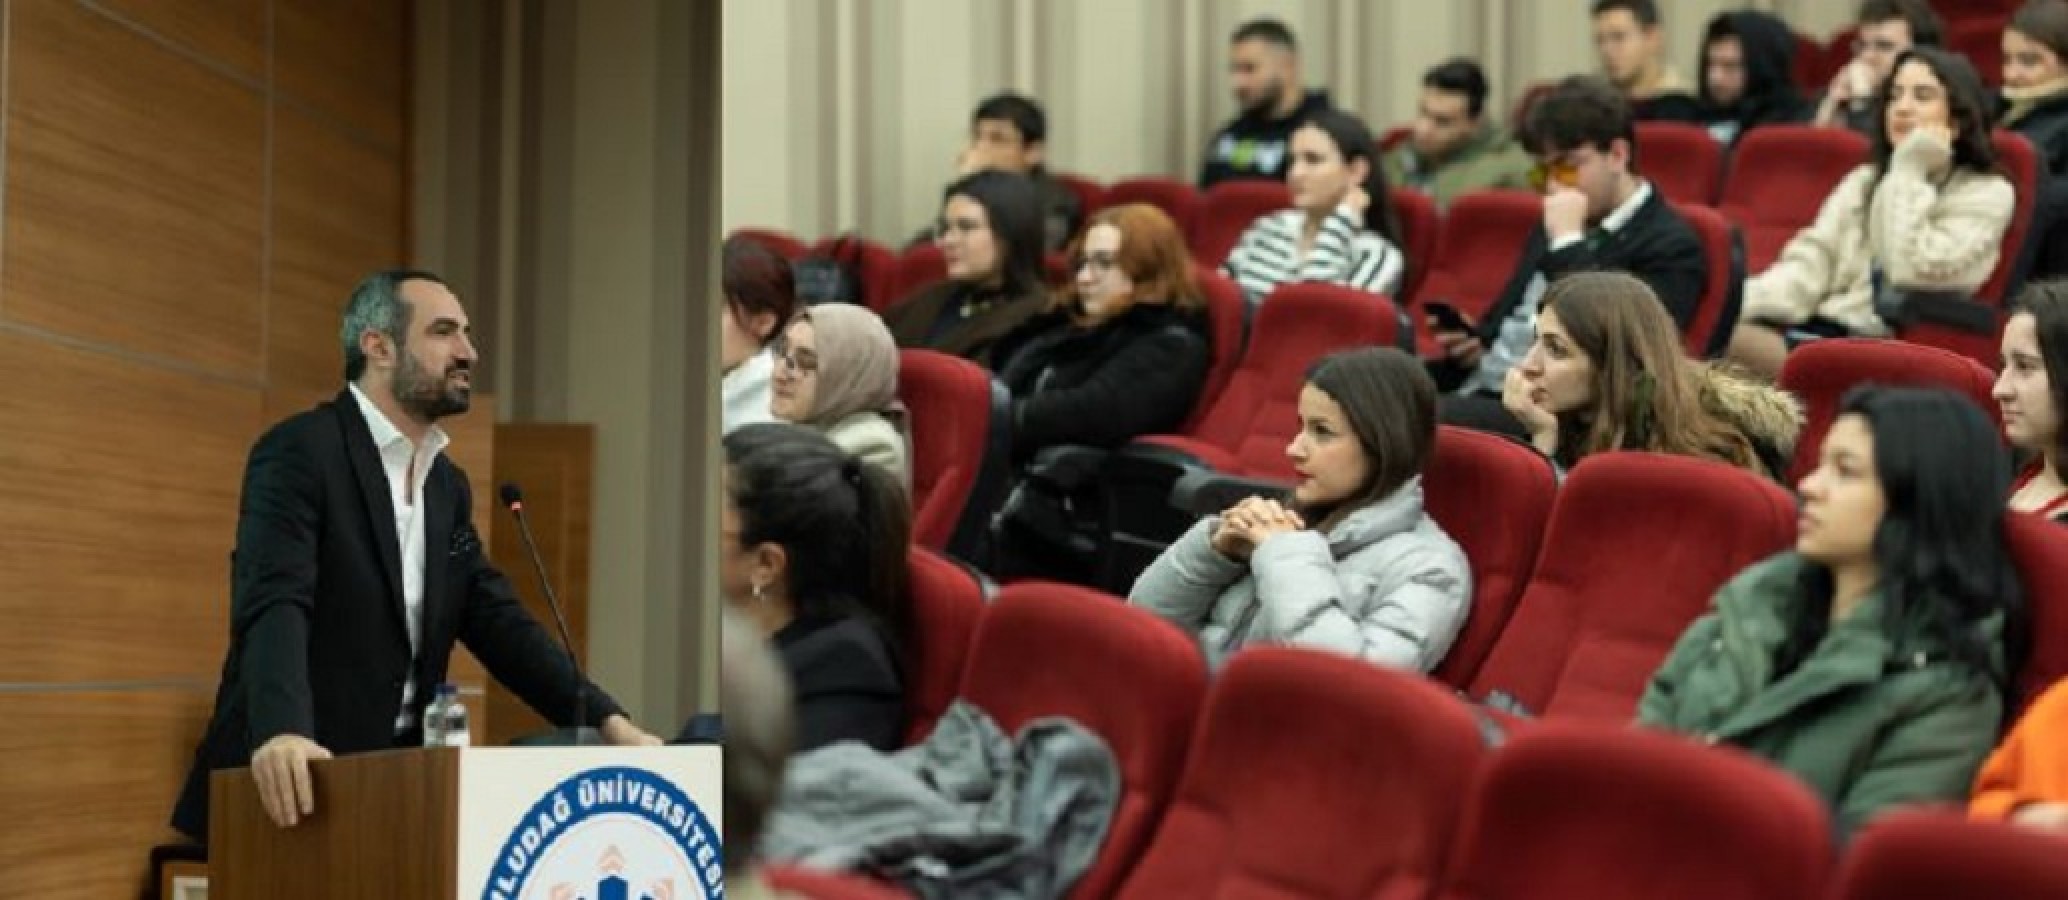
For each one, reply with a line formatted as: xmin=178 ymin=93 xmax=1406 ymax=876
xmin=1640 ymin=386 xmax=2025 ymax=838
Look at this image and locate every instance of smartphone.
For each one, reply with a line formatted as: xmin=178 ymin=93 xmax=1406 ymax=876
xmin=1424 ymin=301 xmax=1473 ymax=333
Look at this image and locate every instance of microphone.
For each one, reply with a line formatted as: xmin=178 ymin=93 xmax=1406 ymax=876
xmin=500 ymin=482 xmax=589 ymax=747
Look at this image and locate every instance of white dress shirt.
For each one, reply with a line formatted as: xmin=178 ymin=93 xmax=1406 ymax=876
xmin=348 ymin=383 xmax=451 ymax=733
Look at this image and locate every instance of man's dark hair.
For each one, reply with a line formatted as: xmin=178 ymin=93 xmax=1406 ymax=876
xmin=1857 ymin=0 xmax=1944 ymax=47
xmin=1590 ymin=0 xmax=1661 ymax=27
xmin=1423 ymin=58 xmax=1491 ymax=120
xmin=1231 ymin=17 xmax=1297 ymax=52
xmin=340 ymin=268 xmax=448 ymax=381
xmin=1521 ymin=75 xmax=1640 ymax=169
xmin=972 ymin=92 xmax=1047 ymax=146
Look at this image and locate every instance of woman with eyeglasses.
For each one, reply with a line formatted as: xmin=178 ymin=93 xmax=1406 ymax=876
xmin=770 ymin=303 xmax=911 ymax=490
xmin=1220 ymin=108 xmax=1407 ymax=306
xmin=1728 ymin=47 xmax=2014 ymax=380
xmin=882 ymin=170 xmax=1051 ymax=369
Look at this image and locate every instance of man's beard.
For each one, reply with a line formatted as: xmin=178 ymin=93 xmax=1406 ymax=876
xmin=392 ymin=352 xmax=471 ymax=421
xmin=1242 ymin=75 xmax=1287 ymax=118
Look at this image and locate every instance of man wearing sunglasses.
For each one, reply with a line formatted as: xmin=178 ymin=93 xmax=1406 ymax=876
xmin=1812 ymin=0 xmax=1944 ymax=136
xmin=1427 ymin=76 xmax=1706 ymax=435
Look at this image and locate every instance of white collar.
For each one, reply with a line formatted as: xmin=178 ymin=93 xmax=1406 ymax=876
xmin=1598 ymin=179 xmax=1653 ymax=234
xmin=348 ymin=382 xmax=449 ymax=457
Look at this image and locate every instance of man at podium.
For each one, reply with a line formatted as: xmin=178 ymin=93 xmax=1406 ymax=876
xmin=172 ymin=270 xmax=663 ymax=841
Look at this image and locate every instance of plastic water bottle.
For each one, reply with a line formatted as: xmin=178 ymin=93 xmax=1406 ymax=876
xmin=422 ymin=683 xmax=471 ymax=748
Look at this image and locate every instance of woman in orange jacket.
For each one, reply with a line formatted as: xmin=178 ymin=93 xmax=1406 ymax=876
xmin=1973 ymin=678 xmax=2068 ymax=830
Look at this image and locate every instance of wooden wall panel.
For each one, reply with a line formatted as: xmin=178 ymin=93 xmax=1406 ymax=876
xmin=3 ymin=0 xmax=265 ymax=378
xmin=484 ymin=424 xmax=596 ymax=745
xmin=94 ymin=0 xmax=268 ymax=80
xmin=0 ymin=689 xmax=214 ymax=898
xmin=276 ymin=0 xmax=408 ymax=149
xmin=0 ymin=332 xmax=257 ymax=683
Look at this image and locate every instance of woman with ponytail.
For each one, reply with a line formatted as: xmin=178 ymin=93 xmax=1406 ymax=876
xmin=720 ymin=423 xmax=915 ymax=752
xmin=1501 ymin=272 xmax=1802 ymax=479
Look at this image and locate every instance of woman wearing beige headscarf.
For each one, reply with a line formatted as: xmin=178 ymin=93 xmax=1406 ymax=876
xmin=769 ymin=304 xmax=912 ymax=488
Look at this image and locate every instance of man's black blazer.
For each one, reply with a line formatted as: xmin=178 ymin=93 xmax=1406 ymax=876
xmin=171 ymin=389 xmax=624 ymax=839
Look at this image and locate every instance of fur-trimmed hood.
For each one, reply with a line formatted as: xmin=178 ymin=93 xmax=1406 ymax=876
xmin=1696 ymin=363 xmax=1804 ymax=478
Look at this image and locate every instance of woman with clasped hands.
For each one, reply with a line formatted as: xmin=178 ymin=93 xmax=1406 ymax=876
xmin=1128 ymin=348 xmax=1471 ymax=673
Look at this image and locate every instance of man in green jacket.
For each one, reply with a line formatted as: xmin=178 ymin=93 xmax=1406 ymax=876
xmin=1381 ymin=58 xmax=1534 ymax=209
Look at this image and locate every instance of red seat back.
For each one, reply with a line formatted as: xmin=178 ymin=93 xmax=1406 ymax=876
xmin=1718 ymin=126 xmax=1869 ymax=271
xmin=1637 ymin=122 xmax=1724 ymax=204
xmin=889 ymin=243 xmax=948 ymax=302
xmin=1952 ymin=19 xmax=2008 ymax=89
xmin=1832 ymin=813 xmax=2068 ymax=900
xmin=1052 ymin=172 xmax=1107 ymax=218
xmin=1423 ymin=427 xmax=1559 ymax=690
xmin=732 ymin=226 xmax=810 ymax=261
xmin=1186 ymin=266 xmax=1248 ymax=431
xmin=1442 ymin=723 xmax=1834 ymax=900
xmin=1791 ymin=30 xmax=1826 ymax=91
xmin=2007 ymin=512 xmax=2068 ymax=713
xmin=1674 ymin=201 xmax=1742 ymax=358
xmin=901 ymin=548 xmax=985 ymax=745
xmin=1467 ymin=453 xmax=1798 ymax=719
xmin=1179 ymin=282 xmax=1402 ymax=479
xmin=1390 ymin=186 xmax=1439 ymax=308
xmin=1378 ymin=125 xmax=1411 ymax=153
xmin=1418 ymin=190 xmax=1541 ymax=322
xmin=1979 ymin=129 xmax=2038 ymax=306
xmin=1103 ymin=177 xmax=1202 ymax=240
xmin=811 ymin=236 xmax=901 ymax=312
xmin=959 ymin=583 xmax=1207 ymax=900
xmin=897 ymin=349 xmax=992 ymax=551
xmin=1193 ymin=180 xmax=1293 ymax=267
xmin=1116 ymin=648 xmax=1486 ymax=900
xmin=1776 ymin=338 xmax=2001 ymax=483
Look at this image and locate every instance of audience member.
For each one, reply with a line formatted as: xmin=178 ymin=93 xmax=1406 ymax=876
xmin=1593 ymin=0 xmax=1690 ymax=105
xmin=2004 ymin=0 xmax=2068 ymax=176
xmin=1729 ymin=47 xmax=2012 ymax=379
xmin=1427 ymin=75 xmax=1704 ymax=431
xmin=1649 ymin=10 xmax=1813 ymax=146
xmin=771 ymin=304 xmax=911 ymax=489
xmin=1503 ymin=273 xmax=1802 ymax=479
xmin=1641 ymin=386 xmax=2022 ymax=838
xmin=912 ymin=93 xmax=1083 ymax=254
xmin=1221 ymin=108 xmax=1407 ymax=304
xmin=1997 ymin=280 xmax=2068 ymax=521
xmin=1199 ymin=18 xmax=1333 ymax=189
xmin=883 ymin=171 xmax=1050 ymax=368
xmin=1382 ymin=58 xmax=1535 ymax=208
xmin=1813 ymin=0 xmax=1945 ymax=136
xmin=722 ymin=236 xmax=799 ymax=436
xmin=722 ymin=423 xmax=914 ymax=754
xmin=1971 ymin=675 xmax=2068 ymax=830
xmin=1130 ymin=347 xmax=1471 ymax=673
xmin=720 ymin=606 xmax=800 ymax=897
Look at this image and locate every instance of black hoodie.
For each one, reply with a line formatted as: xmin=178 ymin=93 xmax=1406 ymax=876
xmin=1198 ymin=89 xmax=1332 ymax=189
xmin=1645 ymin=11 xmax=1810 ymax=145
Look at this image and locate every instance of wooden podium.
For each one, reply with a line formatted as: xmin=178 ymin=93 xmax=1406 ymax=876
xmin=209 ymin=746 xmax=723 ymax=900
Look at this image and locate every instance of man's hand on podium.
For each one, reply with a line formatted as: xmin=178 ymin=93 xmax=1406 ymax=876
xmin=252 ymin=734 xmax=333 ymax=828
xmin=599 ymin=715 xmax=664 ymax=747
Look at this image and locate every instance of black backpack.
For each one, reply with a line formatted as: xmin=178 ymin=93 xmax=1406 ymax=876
xmin=794 ymin=235 xmax=868 ymax=307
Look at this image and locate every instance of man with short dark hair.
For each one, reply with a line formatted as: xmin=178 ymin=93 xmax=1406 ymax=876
xmin=1198 ymin=18 xmax=1332 ymax=189
xmin=1814 ymin=0 xmax=1945 ymax=135
xmin=1382 ymin=58 xmax=1534 ymax=208
xmin=1427 ymin=77 xmax=1705 ymax=431
xmin=1593 ymin=0 xmax=1688 ymax=102
xmin=933 ymin=92 xmax=1081 ymax=252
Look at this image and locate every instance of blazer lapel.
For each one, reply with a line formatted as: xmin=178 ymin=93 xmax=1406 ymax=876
xmin=336 ymin=390 xmax=408 ymax=632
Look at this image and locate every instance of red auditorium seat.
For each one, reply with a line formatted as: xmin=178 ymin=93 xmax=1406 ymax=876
xmin=1391 ymin=186 xmax=1439 ymax=308
xmin=732 ymin=226 xmax=810 ymax=260
xmin=1833 ymin=813 xmax=2068 ymax=900
xmin=1416 ymin=191 xmax=1541 ymax=327
xmin=1775 ymin=338 xmax=2000 ymax=483
xmin=1674 ymin=202 xmax=1744 ymax=358
xmin=1186 ymin=266 xmax=1249 ymax=432
xmin=897 ymin=349 xmax=995 ymax=553
xmin=1466 ymin=453 xmax=1798 ymax=720
xmin=1053 ymin=172 xmax=1108 ymax=219
xmin=1441 ymin=723 xmax=1833 ymax=900
xmin=1115 ymin=648 xmax=1487 ymax=900
xmin=765 ymin=866 xmax=914 ymax=899
xmin=1378 ymin=125 xmax=1411 ymax=153
xmin=888 ymin=243 xmax=948 ymax=303
xmin=1193 ymin=180 xmax=1292 ymax=267
xmin=1718 ymin=125 xmax=1869 ymax=271
xmin=1791 ymin=30 xmax=1826 ymax=92
xmin=1636 ymin=122 xmax=1724 ymax=205
xmin=2006 ymin=513 xmax=2068 ymax=713
xmin=958 ymin=583 xmax=1208 ymax=900
xmin=810 ymin=236 xmax=900 ymax=312
xmin=1102 ymin=177 xmax=1202 ymax=240
xmin=901 ymin=548 xmax=986 ymax=744
xmin=1423 ymin=427 xmax=1559 ymax=691
xmin=1951 ymin=19 xmax=2007 ymax=90
xmin=1899 ymin=130 xmax=2040 ymax=367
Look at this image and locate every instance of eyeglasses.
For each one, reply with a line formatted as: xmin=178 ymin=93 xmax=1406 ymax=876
xmin=769 ymin=337 xmax=819 ymax=376
xmin=930 ymin=216 xmax=987 ymax=243
xmin=1071 ymin=252 xmax=1119 ymax=276
xmin=1527 ymin=157 xmax=1582 ymax=192
xmin=1852 ymin=37 xmax=1904 ymax=56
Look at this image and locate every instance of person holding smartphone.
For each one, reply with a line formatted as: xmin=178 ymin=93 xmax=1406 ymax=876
xmin=1426 ymin=75 xmax=1705 ymax=438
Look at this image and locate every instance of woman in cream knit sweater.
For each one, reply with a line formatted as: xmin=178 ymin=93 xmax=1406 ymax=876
xmin=1728 ymin=47 xmax=2014 ymax=379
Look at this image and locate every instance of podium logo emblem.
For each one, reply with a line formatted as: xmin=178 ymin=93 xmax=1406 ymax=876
xmin=483 ymin=766 xmax=723 ymax=900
